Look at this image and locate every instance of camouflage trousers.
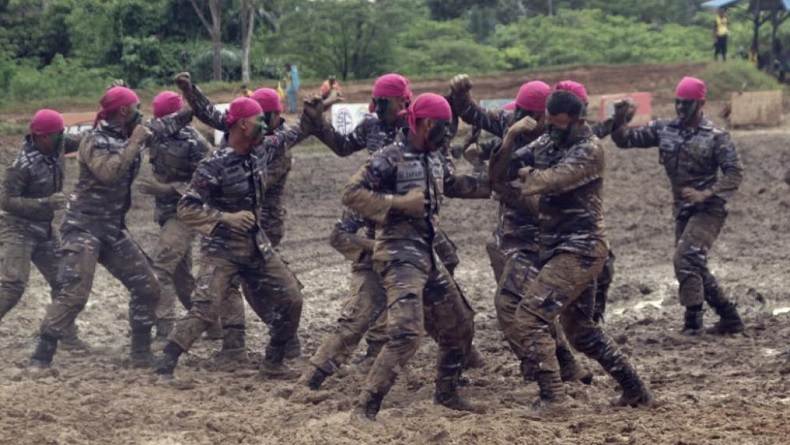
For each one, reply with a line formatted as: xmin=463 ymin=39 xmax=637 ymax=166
xmin=150 ymin=217 xmax=243 ymax=330
xmin=674 ymin=205 xmax=731 ymax=309
xmin=362 ymin=258 xmax=474 ymax=399
xmin=508 ymin=250 xmax=636 ymax=383
xmin=0 ymin=227 xmax=59 ymax=321
xmin=486 ymin=232 xmax=507 ymax=283
xmin=261 ymin=150 xmax=292 ymax=248
xmin=168 ymin=251 xmax=302 ymax=355
xmin=310 ymin=265 xmax=388 ymax=374
xmin=364 ymin=229 xmax=460 ymax=346
xmin=39 ymin=227 xmax=160 ymax=338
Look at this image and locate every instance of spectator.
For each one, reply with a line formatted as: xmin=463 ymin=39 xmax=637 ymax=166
xmin=714 ymin=8 xmax=729 ymax=61
xmin=283 ymin=62 xmax=300 ymax=113
xmin=320 ymin=75 xmax=341 ymax=100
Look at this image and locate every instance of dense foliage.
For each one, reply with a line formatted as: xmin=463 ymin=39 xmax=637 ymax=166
xmin=0 ymin=0 xmax=777 ymax=104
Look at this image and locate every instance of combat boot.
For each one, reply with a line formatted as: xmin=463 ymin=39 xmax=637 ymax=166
xmin=681 ymin=305 xmax=704 ymax=336
xmin=557 ymin=347 xmax=593 ymax=385
xmin=210 ymin=327 xmax=248 ymax=369
xmin=60 ymin=325 xmax=91 ymax=352
xmin=130 ymin=328 xmax=156 ymax=368
xmin=259 ymin=344 xmax=300 ymax=379
xmin=610 ymin=363 xmax=653 ymax=407
xmin=351 ymin=390 xmax=384 ymax=421
xmin=29 ymin=334 xmax=58 ymax=368
xmin=433 ymin=378 xmax=485 ymax=414
xmin=707 ymin=303 xmax=744 ymax=335
xmin=202 ymin=321 xmax=223 ymax=340
xmin=305 ymin=367 xmax=331 ymax=391
xmin=153 ymin=342 xmax=183 ymax=377
xmin=284 ymin=335 xmax=302 ymax=359
xmin=532 ymin=371 xmax=567 ymax=410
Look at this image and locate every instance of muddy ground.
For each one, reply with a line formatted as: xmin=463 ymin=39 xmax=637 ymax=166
xmin=2 ymin=64 xmax=790 ymax=444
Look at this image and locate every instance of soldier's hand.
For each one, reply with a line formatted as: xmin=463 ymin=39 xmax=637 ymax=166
xmin=302 ymin=95 xmax=325 ymax=121
xmin=681 ymin=187 xmax=712 ymax=204
xmin=449 ymin=74 xmax=473 ymax=98
xmin=517 ymin=166 xmax=534 ymax=181
xmin=45 ymin=192 xmax=67 ymax=211
xmin=137 ymin=177 xmax=175 ymax=197
xmin=508 ymin=116 xmax=538 ymax=136
xmin=391 ymin=187 xmax=425 ymax=218
xmin=613 ymin=99 xmax=637 ymax=125
xmin=130 ymin=124 xmax=153 ymax=147
xmin=322 ymin=90 xmax=344 ymax=109
xmin=174 ymin=72 xmax=193 ymax=93
xmin=219 ymin=210 xmax=257 ymax=233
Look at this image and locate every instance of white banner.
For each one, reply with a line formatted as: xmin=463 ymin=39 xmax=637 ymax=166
xmin=330 ymin=103 xmax=373 ymax=135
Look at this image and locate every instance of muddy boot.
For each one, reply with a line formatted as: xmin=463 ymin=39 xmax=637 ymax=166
xmin=707 ymin=303 xmax=744 ymax=335
xmin=462 ymin=344 xmax=485 ymax=370
xmin=305 ymin=367 xmax=331 ymax=391
xmin=284 ymin=335 xmax=302 ymax=359
xmin=29 ymin=334 xmax=58 ymax=368
xmin=532 ymin=371 xmax=567 ymax=410
xmin=352 ymin=390 xmax=384 ymax=421
xmin=153 ymin=342 xmax=183 ymax=377
xmin=60 ymin=324 xmax=91 ymax=352
xmin=681 ymin=305 xmax=704 ymax=336
xmin=610 ymin=363 xmax=653 ymax=407
xmin=433 ymin=378 xmax=485 ymax=413
xmin=259 ymin=344 xmax=300 ymax=380
xmin=130 ymin=328 xmax=156 ymax=368
xmin=210 ymin=326 xmax=248 ymax=369
xmin=557 ymin=346 xmax=593 ymax=385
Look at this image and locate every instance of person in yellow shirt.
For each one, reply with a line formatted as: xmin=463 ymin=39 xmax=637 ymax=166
xmin=714 ymin=8 xmax=729 ymax=61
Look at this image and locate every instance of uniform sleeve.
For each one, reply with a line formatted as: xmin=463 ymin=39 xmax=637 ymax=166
xmin=457 ymin=102 xmax=509 ymax=138
xmin=145 ymin=109 xmax=195 ymax=142
xmin=709 ymin=132 xmax=743 ymax=202
xmin=477 ymin=137 xmax=502 ymax=161
xmin=342 ymin=152 xmax=396 ymax=224
xmin=184 ymin=85 xmax=228 ymax=132
xmin=79 ymin=133 xmax=143 ymax=185
xmin=329 ymin=208 xmax=375 ymax=262
xmin=590 ymin=118 xmax=614 ymax=140
xmin=522 ymin=142 xmax=604 ymax=196
xmin=611 ymin=119 xmax=662 ymax=149
xmin=443 ymin=157 xmax=491 ymax=199
xmin=63 ymin=131 xmax=89 ymax=155
xmin=313 ymin=117 xmax=368 ymax=157
xmin=177 ymin=162 xmax=223 ymax=236
xmin=0 ymin=160 xmax=52 ymax=219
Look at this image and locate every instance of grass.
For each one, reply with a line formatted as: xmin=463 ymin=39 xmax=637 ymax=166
xmin=700 ymin=60 xmax=785 ymax=101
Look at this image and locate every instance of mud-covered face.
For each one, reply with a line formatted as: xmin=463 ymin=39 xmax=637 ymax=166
xmin=426 ymin=119 xmax=452 ymax=151
xmin=263 ymin=111 xmax=280 ymax=135
xmin=34 ymin=130 xmax=65 ymax=154
xmin=242 ymin=114 xmax=267 ymax=143
xmin=675 ymin=99 xmax=700 ymax=125
xmin=545 ymin=112 xmax=578 ymax=146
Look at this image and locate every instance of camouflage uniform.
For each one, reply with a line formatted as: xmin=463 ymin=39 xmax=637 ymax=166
xmin=343 ymin=139 xmax=489 ymax=412
xmin=611 ymin=117 xmax=743 ymax=328
xmin=311 ymin=116 xmax=462 ymax=352
xmin=170 ymin=142 xmax=303 ymax=366
xmin=34 ymin=118 xmax=175 ymax=363
xmin=145 ymin=112 xmax=211 ymax=336
xmin=507 ymin=128 xmax=650 ymax=405
xmin=0 ymin=135 xmax=82 ymax=337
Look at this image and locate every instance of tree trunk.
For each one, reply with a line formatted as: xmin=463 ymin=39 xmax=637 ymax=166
xmin=241 ymin=0 xmax=256 ymax=83
xmin=210 ymin=0 xmax=223 ymax=81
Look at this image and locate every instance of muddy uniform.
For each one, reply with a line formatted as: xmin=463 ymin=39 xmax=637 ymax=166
xmin=171 ymin=143 xmax=303 ymax=362
xmin=37 ymin=119 xmax=168 ymax=347
xmin=611 ymin=117 xmax=743 ymax=313
xmin=185 ymin=86 xmax=305 ymax=247
xmin=343 ymin=140 xmax=489 ymax=405
xmin=0 ymin=134 xmax=82 ymax=328
xmin=312 ymin=117 xmax=461 ymax=349
xmin=508 ymin=127 xmax=647 ymax=400
xmin=145 ymin=112 xmax=214 ymax=334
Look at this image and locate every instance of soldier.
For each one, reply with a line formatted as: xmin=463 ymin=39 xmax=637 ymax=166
xmin=611 ymin=77 xmax=744 ymax=335
xmin=504 ymin=90 xmax=652 ymax=408
xmin=0 ymin=110 xmax=87 ymax=349
xmin=134 ymin=91 xmax=214 ymax=345
xmin=175 ymin=72 xmax=310 ymax=357
xmin=29 ymin=87 xmax=166 ymax=368
xmin=307 ymin=73 xmax=464 ymax=362
xmin=450 ymin=75 xmax=592 ymax=383
xmin=153 ymin=98 xmax=303 ymax=379
xmin=343 ymin=93 xmax=489 ymax=421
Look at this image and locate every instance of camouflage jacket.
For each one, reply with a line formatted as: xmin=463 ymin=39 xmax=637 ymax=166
xmin=515 ymin=127 xmax=608 ymax=262
xmin=611 ymin=116 xmax=742 ymax=214
xmin=343 ymin=140 xmax=490 ymax=270
xmin=147 ymin=111 xmax=212 ymax=225
xmin=314 ymin=114 xmax=402 ymax=157
xmin=178 ymin=143 xmax=273 ymax=261
xmin=0 ymin=134 xmax=82 ymax=240
xmin=330 ymin=207 xmax=376 ymax=271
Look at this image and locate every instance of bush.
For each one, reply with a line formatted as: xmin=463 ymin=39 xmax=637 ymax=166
xmin=699 ymin=61 xmax=783 ymax=101
xmin=7 ymin=54 xmax=111 ymax=102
